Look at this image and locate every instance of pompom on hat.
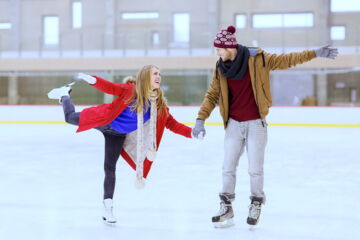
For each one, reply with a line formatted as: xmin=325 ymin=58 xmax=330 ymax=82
xmin=213 ymin=25 xmax=238 ymax=48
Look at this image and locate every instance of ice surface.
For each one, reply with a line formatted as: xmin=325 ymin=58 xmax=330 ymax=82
xmin=0 ymin=106 xmax=359 ymax=240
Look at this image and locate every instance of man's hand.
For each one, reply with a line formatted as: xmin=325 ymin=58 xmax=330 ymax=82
xmin=192 ymin=119 xmax=206 ymax=139
xmin=315 ymin=45 xmax=339 ymax=59
xmin=76 ymin=73 xmax=96 ymax=84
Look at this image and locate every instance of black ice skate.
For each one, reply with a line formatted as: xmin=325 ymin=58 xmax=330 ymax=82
xmin=247 ymin=197 xmax=262 ymax=225
xmin=212 ymin=193 xmax=235 ymax=228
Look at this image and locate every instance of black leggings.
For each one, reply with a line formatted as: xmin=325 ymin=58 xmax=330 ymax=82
xmin=62 ymin=96 xmax=126 ymax=200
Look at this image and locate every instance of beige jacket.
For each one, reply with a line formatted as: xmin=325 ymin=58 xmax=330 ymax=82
xmin=197 ymin=48 xmax=317 ymax=128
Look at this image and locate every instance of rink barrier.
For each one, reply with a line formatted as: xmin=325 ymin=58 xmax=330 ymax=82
xmin=183 ymin=122 xmax=360 ymax=128
xmin=0 ymin=121 xmax=66 ymax=124
xmin=0 ymin=121 xmax=360 ymax=128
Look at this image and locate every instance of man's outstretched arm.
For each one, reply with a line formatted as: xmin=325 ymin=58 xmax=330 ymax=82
xmin=265 ymin=45 xmax=339 ymax=71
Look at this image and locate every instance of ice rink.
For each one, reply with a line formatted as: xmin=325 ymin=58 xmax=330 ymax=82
xmin=0 ymin=105 xmax=359 ymax=240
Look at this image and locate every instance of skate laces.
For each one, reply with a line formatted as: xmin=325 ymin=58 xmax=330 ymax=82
xmin=248 ymin=202 xmax=261 ymax=219
xmin=217 ymin=201 xmax=231 ymax=215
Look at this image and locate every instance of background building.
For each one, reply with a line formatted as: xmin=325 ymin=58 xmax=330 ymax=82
xmin=0 ymin=0 xmax=359 ymax=105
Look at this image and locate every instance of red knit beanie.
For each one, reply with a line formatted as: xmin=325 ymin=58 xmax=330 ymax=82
xmin=213 ymin=25 xmax=238 ymax=48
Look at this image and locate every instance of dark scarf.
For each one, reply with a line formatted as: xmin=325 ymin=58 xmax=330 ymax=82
xmin=218 ymin=44 xmax=250 ymax=80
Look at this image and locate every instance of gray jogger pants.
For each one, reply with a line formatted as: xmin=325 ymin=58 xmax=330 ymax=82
xmin=222 ymin=118 xmax=267 ymax=203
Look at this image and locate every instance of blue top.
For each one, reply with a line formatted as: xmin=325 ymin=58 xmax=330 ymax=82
xmin=110 ymin=101 xmax=150 ymax=134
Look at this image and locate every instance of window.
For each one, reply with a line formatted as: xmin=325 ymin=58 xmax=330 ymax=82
xmin=283 ymin=14 xmax=313 ymax=27
xmin=253 ymin=13 xmax=314 ymax=28
xmin=152 ymin=31 xmax=160 ymax=46
xmin=122 ymin=12 xmax=159 ymax=20
xmin=0 ymin=22 xmax=11 ymax=30
xmin=331 ymin=0 xmax=360 ymax=12
xmin=235 ymin=14 xmax=246 ymax=29
xmin=43 ymin=16 xmax=59 ymax=45
xmin=331 ymin=26 xmax=346 ymax=40
xmin=72 ymin=1 xmax=82 ymax=29
xmin=173 ymin=13 xmax=190 ymax=43
xmin=253 ymin=14 xmax=282 ymax=28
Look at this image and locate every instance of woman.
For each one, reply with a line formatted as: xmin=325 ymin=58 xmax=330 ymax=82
xmin=47 ymin=65 xmax=196 ymax=224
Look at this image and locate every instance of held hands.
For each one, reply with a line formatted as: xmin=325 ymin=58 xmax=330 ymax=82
xmin=192 ymin=119 xmax=206 ymax=140
xmin=76 ymin=73 xmax=96 ymax=84
xmin=314 ymin=45 xmax=339 ymax=59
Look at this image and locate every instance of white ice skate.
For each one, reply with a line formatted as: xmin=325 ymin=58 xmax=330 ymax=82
xmin=102 ymin=198 xmax=117 ymax=225
xmin=247 ymin=198 xmax=262 ymax=225
xmin=212 ymin=194 xmax=235 ymax=228
xmin=47 ymin=82 xmax=75 ymax=103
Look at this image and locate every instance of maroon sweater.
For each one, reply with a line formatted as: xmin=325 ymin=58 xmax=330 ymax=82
xmin=227 ymin=67 xmax=261 ymax=122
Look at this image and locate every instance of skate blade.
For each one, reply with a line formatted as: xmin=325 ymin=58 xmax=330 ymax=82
xmin=213 ymin=218 xmax=234 ymax=228
xmin=248 ymin=225 xmax=259 ymax=231
xmin=102 ymin=217 xmax=116 ymax=226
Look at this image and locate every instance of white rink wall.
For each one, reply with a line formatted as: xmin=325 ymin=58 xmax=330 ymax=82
xmin=0 ymin=105 xmax=360 ymax=125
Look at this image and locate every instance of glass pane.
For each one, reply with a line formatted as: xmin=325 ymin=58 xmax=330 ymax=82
xmin=283 ymin=13 xmax=314 ymax=27
xmin=235 ymin=15 xmax=246 ymax=28
xmin=72 ymin=1 xmax=82 ymax=29
xmin=152 ymin=31 xmax=160 ymax=46
xmin=122 ymin=12 xmax=159 ymax=20
xmin=331 ymin=0 xmax=360 ymax=12
xmin=0 ymin=22 xmax=11 ymax=29
xmin=253 ymin=14 xmax=282 ymax=28
xmin=173 ymin=13 xmax=190 ymax=42
xmin=331 ymin=26 xmax=346 ymax=40
xmin=44 ymin=16 xmax=59 ymax=45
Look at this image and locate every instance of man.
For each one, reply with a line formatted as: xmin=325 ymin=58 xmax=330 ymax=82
xmin=192 ymin=25 xmax=338 ymax=228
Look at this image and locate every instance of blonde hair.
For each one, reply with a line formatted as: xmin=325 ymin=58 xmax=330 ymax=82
xmin=129 ymin=65 xmax=168 ymax=116
xmin=122 ymin=75 xmax=136 ymax=84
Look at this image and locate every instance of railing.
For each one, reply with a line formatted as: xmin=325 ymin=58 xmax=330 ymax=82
xmin=0 ymin=31 xmax=215 ymax=58
xmin=0 ymin=28 xmax=360 ymax=58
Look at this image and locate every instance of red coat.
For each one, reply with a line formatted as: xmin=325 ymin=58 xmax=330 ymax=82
xmin=77 ymin=76 xmax=192 ymax=178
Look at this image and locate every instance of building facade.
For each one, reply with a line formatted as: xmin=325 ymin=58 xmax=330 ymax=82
xmin=0 ymin=0 xmax=359 ymax=105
